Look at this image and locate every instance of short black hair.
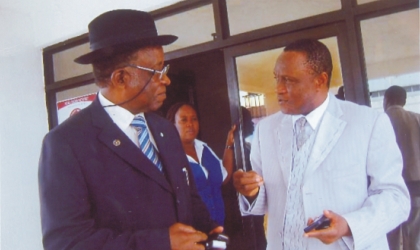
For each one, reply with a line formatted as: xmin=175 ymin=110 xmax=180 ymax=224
xmin=166 ymin=102 xmax=197 ymax=123
xmin=384 ymin=85 xmax=406 ymax=106
xmin=92 ymin=48 xmax=139 ymax=87
xmin=284 ymin=39 xmax=333 ymax=87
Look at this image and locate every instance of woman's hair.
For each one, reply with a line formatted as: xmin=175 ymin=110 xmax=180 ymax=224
xmin=166 ymin=102 xmax=197 ymax=123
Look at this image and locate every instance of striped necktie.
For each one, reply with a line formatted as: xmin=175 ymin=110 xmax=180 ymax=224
xmin=131 ymin=116 xmax=163 ymax=172
xmin=295 ymin=117 xmax=312 ymax=150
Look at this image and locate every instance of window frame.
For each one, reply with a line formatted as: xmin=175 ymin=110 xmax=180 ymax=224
xmin=42 ymin=0 xmax=419 ymax=129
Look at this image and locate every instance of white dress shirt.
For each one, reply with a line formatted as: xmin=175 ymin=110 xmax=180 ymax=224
xmin=186 ymin=139 xmax=228 ymax=180
xmin=97 ymin=92 xmax=158 ymax=150
xmin=292 ymin=94 xmax=330 ymax=131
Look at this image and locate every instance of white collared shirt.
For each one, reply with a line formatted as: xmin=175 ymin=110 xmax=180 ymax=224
xmin=292 ymin=94 xmax=330 ymax=131
xmin=186 ymin=139 xmax=228 ymax=180
xmin=97 ymin=92 xmax=158 ymax=150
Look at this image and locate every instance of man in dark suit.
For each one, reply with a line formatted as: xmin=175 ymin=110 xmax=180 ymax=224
xmin=384 ymin=85 xmax=420 ymax=250
xmin=38 ymin=9 xmax=222 ymax=250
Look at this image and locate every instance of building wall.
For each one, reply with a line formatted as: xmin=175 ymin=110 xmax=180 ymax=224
xmin=0 ymin=1 xmax=180 ymax=249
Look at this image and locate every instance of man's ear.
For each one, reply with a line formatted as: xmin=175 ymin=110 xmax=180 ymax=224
xmin=315 ymin=72 xmax=329 ymax=89
xmin=110 ymin=69 xmax=130 ymax=88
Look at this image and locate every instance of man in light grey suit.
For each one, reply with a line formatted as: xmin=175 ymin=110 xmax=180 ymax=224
xmin=384 ymin=85 xmax=420 ymax=250
xmin=233 ymin=39 xmax=410 ymax=250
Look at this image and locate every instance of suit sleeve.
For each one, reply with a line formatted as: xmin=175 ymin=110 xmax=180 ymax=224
xmin=341 ymin=113 xmax=411 ymax=249
xmin=238 ymin=122 xmax=267 ymax=216
xmin=39 ymin=132 xmax=172 ymax=250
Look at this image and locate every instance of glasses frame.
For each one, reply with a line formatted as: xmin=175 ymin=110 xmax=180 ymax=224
xmin=126 ymin=64 xmax=170 ymax=80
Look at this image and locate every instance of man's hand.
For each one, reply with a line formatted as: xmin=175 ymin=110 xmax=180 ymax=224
xmin=169 ymin=223 xmax=208 ymax=250
xmin=225 ymin=124 xmax=236 ymax=146
xmin=233 ymin=169 xmax=263 ymax=199
xmin=209 ymin=226 xmax=224 ymax=235
xmin=304 ymin=210 xmax=352 ymax=244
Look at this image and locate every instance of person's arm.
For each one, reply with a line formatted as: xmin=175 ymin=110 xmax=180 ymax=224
xmin=222 ymin=125 xmax=236 ymax=184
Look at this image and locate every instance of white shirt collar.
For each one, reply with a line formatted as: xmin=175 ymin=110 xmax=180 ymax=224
xmin=98 ymin=92 xmax=145 ymax=130
xmin=292 ymin=93 xmax=330 ymax=130
xmin=186 ymin=139 xmax=206 ymax=164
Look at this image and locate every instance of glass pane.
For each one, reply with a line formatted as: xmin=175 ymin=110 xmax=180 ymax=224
xmin=235 ymin=37 xmax=344 ymax=124
xmin=56 ymin=83 xmax=98 ymax=124
xmin=361 ymin=9 xmax=420 ymax=113
xmin=53 ymin=43 xmax=92 ymax=82
xmin=155 ymin=4 xmax=215 ymax=52
xmin=357 ymin=0 xmax=378 ymax=4
xmin=227 ymin=0 xmax=342 ymax=36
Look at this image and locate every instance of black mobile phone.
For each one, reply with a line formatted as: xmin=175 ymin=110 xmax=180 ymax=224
xmin=303 ymin=215 xmax=331 ymax=233
xmin=200 ymin=233 xmax=229 ymax=250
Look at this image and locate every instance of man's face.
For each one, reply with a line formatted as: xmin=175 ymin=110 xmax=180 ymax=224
xmin=123 ymin=46 xmax=170 ymax=113
xmin=274 ymin=51 xmax=321 ymax=115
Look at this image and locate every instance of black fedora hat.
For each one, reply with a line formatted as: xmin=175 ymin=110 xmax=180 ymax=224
xmin=74 ymin=9 xmax=177 ymax=64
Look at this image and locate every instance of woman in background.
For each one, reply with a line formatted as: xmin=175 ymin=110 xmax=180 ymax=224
xmin=166 ymin=102 xmax=235 ymax=226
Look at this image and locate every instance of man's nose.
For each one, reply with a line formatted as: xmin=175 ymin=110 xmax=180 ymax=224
xmin=160 ymin=74 xmax=171 ymax=86
xmin=276 ymin=80 xmax=287 ymax=94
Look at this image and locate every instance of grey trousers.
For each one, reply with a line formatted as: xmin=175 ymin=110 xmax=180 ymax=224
xmin=387 ymin=196 xmax=420 ymax=250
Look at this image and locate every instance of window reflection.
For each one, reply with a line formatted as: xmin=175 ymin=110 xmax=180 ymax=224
xmin=53 ymin=43 xmax=92 ymax=82
xmin=227 ymin=0 xmax=341 ymax=35
xmin=361 ymin=9 xmax=420 ymax=113
xmin=357 ymin=0 xmax=379 ymax=4
xmin=240 ymin=91 xmax=266 ymax=119
xmin=155 ymin=4 xmax=215 ymax=52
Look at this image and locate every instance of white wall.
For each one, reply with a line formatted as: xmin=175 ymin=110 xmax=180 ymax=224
xmin=0 ymin=0 xmax=181 ymax=249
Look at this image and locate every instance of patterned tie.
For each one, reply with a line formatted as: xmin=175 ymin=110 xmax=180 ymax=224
xmin=283 ymin=117 xmax=314 ymax=249
xmin=295 ymin=117 xmax=311 ymax=150
xmin=131 ymin=116 xmax=163 ymax=172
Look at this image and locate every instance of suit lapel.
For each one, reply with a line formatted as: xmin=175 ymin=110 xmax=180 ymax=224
xmin=145 ymin=112 xmax=181 ymax=193
xmin=90 ymin=99 xmax=173 ymax=193
xmin=303 ymin=97 xmax=346 ymax=183
xmin=274 ymin=114 xmax=293 ymax=186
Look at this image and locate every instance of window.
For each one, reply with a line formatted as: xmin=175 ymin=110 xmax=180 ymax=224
xmin=361 ymin=9 xmax=420 ymax=112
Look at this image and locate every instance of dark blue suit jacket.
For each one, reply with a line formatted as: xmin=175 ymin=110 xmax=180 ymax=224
xmin=39 ymin=98 xmax=216 ymax=250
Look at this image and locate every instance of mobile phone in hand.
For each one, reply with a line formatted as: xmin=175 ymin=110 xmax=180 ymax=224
xmin=303 ymin=215 xmax=331 ymax=233
xmin=200 ymin=233 xmax=229 ymax=250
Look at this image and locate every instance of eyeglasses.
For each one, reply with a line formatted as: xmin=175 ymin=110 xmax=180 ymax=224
xmin=126 ymin=64 xmax=170 ymax=80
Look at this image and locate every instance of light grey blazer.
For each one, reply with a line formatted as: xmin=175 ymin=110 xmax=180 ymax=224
xmin=240 ymin=96 xmax=410 ymax=250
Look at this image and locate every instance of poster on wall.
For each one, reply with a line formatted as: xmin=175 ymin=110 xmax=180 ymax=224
xmin=56 ymin=93 xmax=97 ymax=124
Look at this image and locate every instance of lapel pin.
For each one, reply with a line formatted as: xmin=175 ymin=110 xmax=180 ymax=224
xmin=113 ymin=139 xmax=121 ymax=146
xmin=160 ymin=132 xmax=164 ymax=137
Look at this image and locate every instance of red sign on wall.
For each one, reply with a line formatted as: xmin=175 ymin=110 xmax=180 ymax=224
xmin=56 ymin=93 xmax=97 ymax=124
